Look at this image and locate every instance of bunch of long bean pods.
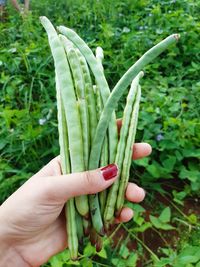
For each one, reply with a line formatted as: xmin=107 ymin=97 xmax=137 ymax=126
xmin=40 ymin=16 xmax=179 ymax=259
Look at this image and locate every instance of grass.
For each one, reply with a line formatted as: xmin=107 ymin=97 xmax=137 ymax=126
xmin=0 ymin=0 xmax=200 ymax=266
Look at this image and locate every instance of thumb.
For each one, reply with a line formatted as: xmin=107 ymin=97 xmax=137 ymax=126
xmin=35 ymin=164 xmax=119 ymax=203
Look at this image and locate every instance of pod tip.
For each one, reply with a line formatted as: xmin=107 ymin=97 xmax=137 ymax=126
xmin=99 ymin=226 xmax=105 ymax=237
xmin=39 ymin=16 xmax=45 ymax=22
xmin=140 ymin=70 xmax=145 ymax=78
xmin=173 ymin=33 xmax=180 ymax=41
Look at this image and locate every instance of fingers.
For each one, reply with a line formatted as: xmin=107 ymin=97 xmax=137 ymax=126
xmin=125 ymin=182 xmax=145 ymax=202
xmin=116 ymin=119 xmax=148 ymax=223
xmin=32 ymin=141 xmax=151 ymax=180
xmin=132 ymin=143 xmax=152 ymax=160
xmin=32 ymin=164 xmax=119 ymax=203
xmin=33 ymin=156 xmax=61 ymax=178
xmin=115 ymin=207 xmax=134 ymax=223
xmin=115 ymin=183 xmax=145 ymax=223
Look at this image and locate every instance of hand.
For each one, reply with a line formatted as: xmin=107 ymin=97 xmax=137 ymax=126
xmin=0 ymin=144 xmax=151 ymax=267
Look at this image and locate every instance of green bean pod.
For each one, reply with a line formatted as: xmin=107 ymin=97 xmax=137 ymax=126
xmin=56 ymin=72 xmax=70 ymax=174
xmin=96 ymin=234 xmax=103 ymax=252
xmin=94 ymin=85 xmax=108 ymax=215
xmin=66 ymin=200 xmax=78 ymax=260
xmin=56 ymin=72 xmax=78 ymax=259
xmin=96 ymin=46 xmax=104 ymax=72
xmin=40 ymin=16 xmax=85 ymax=258
xmin=58 ymin=35 xmax=89 ymax=218
xmin=104 ymin=71 xmax=143 ymax=222
xmin=62 ymin=38 xmax=90 ymax=169
xmin=83 ymin=217 xmax=91 ymax=237
xmin=75 ymin=48 xmax=98 ymax=146
xmin=76 ymin=210 xmax=84 ymax=245
xmin=88 ymin=34 xmax=180 ymax=177
xmin=116 ymin=85 xmax=141 ymax=214
xmin=94 ymin=46 xmax=109 ymax=216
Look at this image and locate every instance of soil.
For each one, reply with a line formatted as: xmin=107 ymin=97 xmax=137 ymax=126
xmin=109 ymin=182 xmax=200 ymax=266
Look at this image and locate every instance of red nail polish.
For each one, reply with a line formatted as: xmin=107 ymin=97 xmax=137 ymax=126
xmin=101 ymin=164 xmax=118 ymax=181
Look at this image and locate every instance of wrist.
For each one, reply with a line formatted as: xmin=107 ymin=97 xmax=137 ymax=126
xmin=0 ymin=211 xmax=30 ymax=267
xmin=0 ymin=242 xmax=30 ymax=267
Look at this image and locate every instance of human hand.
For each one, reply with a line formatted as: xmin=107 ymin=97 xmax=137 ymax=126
xmin=0 ymin=141 xmax=151 ymax=267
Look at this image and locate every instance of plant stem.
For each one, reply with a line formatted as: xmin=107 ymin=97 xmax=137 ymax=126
xmin=122 ymin=224 xmax=160 ymax=262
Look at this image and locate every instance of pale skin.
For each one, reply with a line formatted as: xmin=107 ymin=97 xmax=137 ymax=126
xmin=0 ymin=121 xmax=151 ymax=267
xmin=0 ymin=0 xmax=29 ymax=19
xmin=10 ymin=0 xmax=29 ymax=12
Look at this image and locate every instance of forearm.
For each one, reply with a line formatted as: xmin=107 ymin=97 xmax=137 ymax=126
xmin=24 ymin=0 xmax=29 ymax=10
xmin=10 ymin=0 xmax=21 ymax=12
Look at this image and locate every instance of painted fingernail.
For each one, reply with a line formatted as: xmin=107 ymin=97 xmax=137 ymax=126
xmin=101 ymin=164 xmax=118 ymax=181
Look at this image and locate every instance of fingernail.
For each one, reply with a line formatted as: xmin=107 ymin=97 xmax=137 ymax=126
xmin=101 ymin=164 xmax=118 ymax=181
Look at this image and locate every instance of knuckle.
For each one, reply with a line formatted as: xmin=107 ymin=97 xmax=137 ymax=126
xmin=84 ymin=170 xmax=101 ymax=194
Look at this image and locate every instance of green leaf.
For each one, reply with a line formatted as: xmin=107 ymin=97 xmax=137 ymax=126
xmin=119 ymin=244 xmax=130 ymax=259
xmin=150 ymin=215 xmax=163 ymax=228
xmin=175 ymin=246 xmax=200 ymax=265
xmin=147 ymin=164 xmax=161 ymax=178
xmin=159 ymin=207 xmax=171 ymax=223
xmin=83 ymin=243 xmax=95 ymax=257
xmin=80 ymin=258 xmax=93 ymax=267
xmin=150 ymin=215 xmax=175 ymax=230
xmin=133 ymin=222 xmax=152 ymax=232
xmin=179 ymin=167 xmax=200 ymax=182
xmin=162 ymin=156 xmax=176 ymax=172
xmin=97 ymin=247 xmax=107 ymax=259
xmin=187 ymin=214 xmax=197 ymax=224
xmin=159 ymin=223 xmax=175 ymax=230
xmin=112 ymin=258 xmax=126 ymax=267
xmin=182 ymin=149 xmax=200 ymax=158
xmin=126 ymin=253 xmax=138 ymax=266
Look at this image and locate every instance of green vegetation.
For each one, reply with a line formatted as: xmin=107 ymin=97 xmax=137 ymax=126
xmin=0 ymin=0 xmax=199 ymax=266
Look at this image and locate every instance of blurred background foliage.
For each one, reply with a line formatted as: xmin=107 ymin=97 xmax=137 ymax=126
xmin=0 ymin=0 xmax=199 ymax=266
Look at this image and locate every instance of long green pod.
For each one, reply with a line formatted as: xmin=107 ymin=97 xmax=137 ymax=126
xmin=68 ymin=50 xmax=90 ymax=169
xmin=66 ymin=200 xmax=78 ymax=260
xmin=56 ymin=73 xmax=78 ymax=260
xmin=89 ymin=34 xmax=180 ymax=174
xmin=94 ymin=47 xmax=109 ymax=216
xmin=96 ymin=46 xmax=104 ymax=72
xmin=75 ymin=48 xmax=98 ymax=146
xmin=57 ymin=25 xmax=118 ymax=166
xmin=94 ymin=48 xmax=109 ymax=171
xmin=94 ymin=85 xmax=109 ymax=168
xmin=64 ymin=46 xmax=90 ymax=217
xmin=76 ymin=210 xmax=84 ymax=245
xmin=83 ymin=217 xmax=91 ymax=237
xmin=62 ymin=38 xmax=90 ymax=170
xmin=94 ymin=85 xmax=108 ymax=215
xmin=95 ymin=46 xmax=109 ymax=217
xmin=56 ymin=72 xmax=70 ymax=174
xmin=116 ymin=85 xmax=141 ymax=214
xmin=40 ymin=17 xmax=85 ymax=173
xmin=104 ymin=72 xmax=143 ymax=222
